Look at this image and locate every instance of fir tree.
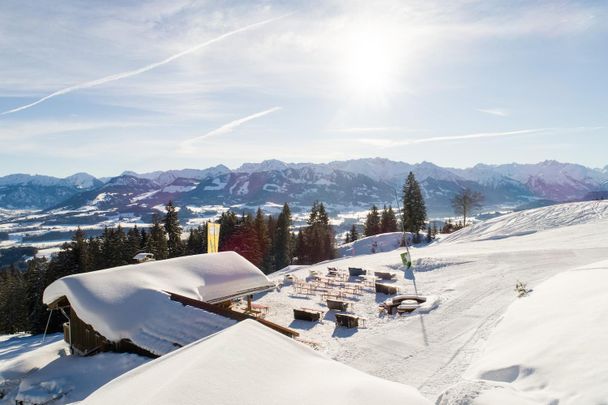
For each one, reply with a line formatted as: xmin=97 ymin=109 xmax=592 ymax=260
xmin=164 ymin=201 xmax=183 ymax=258
xmin=146 ymin=215 xmax=168 ymax=260
xmin=380 ymin=205 xmax=398 ymax=233
xmin=402 ymin=172 xmax=427 ymax=242
xmin=274 ymin=203 xmax=293 ymax=270
xmin=254 ymin=208 xmax=272 ymax=273
xmin=349 ymin=224 xmax=359 ymax=242
xmin=364 ymin=205 xmax=381 ymax=236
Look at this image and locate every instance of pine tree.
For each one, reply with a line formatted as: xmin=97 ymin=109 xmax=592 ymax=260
xmin=223 ymin=215 xmax=263 ymax=266
xmin=254 ymin=208 xmax=272 ymax=272
xmin=218 ymin=211 xmax=239 ymax=249
xmin=186 ymin=224 xmax=207 ymax=255
xmin=426 ymin=224 xmax=432 ymax=243
xmin=274 ymin=203 xmax=293 ymax=270
xmin=364 ymin=205 xmax=381 ymax=236
xmin=402 ymin=172 xmax=427 ymax=242
xmin=164 ymin=201 xmax=183 ymax=258
xmin=380 ymin=205 xmax=398 ymax=233
xmin=146 ymin=215 xmax=168 ymax=260
xmin=345 ymin=233 xmax=351 ymax=244
xmin=301 ymin=201 xmax=335 ymax=264
xmin=349 ymin=224 xmax=359 ymax=242
xmin=126 ymin=226 xmax=142 ymax=259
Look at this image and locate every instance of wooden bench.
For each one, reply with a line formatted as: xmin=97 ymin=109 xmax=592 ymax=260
xmin=374 ymin=271 xmax=397 ymax=280
xmin=335 ymin=313 xmax=365 ymax=328
xmin=293 ymin=308 xmax=323 ymax=322
xmin=326 ymin=299 xmax=350 ymax=311
xmin=375 ymin=283 xmax=399 ymax=295
xmin=348 ymin=267 xmax=366 ymax=277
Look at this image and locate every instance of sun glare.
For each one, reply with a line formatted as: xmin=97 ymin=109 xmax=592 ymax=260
xmin=338 ymin=26 xmax=400 ymax=101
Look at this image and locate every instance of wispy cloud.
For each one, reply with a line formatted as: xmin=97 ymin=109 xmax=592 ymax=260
xmin=329 ymin=126 xmax=405 ymax=133
xmin=357 ymin=128 xmax=552 ymax=147
xmin=476 ymin=108 xmax=510 ymax=117
xmin=0 ymin=14 xmax=290 ymax=116
xmin=180 ymin=106 xmax=282 ymax=151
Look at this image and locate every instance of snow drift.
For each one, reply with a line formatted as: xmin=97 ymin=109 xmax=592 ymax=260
xmin=441 ymin=201 xmax=608 ymax=244
xmin=338 ymin=232 xmax=408 ymax=257
xmin=82 ymin=320 xmax=430 ymax=405
xmin=438 ymin=259 xmax=608 ymax=404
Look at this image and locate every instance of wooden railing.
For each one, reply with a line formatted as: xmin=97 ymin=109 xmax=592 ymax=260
xmin=167 ymin=291 xmax=299 ymax=338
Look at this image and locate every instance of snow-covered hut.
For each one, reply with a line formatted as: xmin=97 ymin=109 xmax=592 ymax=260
xmin=43 ymin=252 xmax=282 ymax=357
xmin=132 ymin=252 xmax=155 ymax=263
xmin=82 ymin=320 xmax=431 ymax=405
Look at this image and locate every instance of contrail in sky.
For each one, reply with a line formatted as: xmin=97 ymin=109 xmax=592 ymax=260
xmin=181 ymin=106 xmax=282 ymax=149
xmin=1 ymin=14 xmax=290 ymax=116
xmin=358 ymin=128 xmax=551 ymax=147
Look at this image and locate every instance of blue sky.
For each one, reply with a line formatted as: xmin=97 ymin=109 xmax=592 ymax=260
xmin=0 ymin=0 xmax=607 ymax=177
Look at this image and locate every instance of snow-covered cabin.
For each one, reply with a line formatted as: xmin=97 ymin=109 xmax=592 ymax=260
xmin=43 ymin=252 xmax=283 ymax=357
xmin=132 ymin=252 xmax=155 ymax=263
xmin=82 ymin=320 xmax=431 ymax=405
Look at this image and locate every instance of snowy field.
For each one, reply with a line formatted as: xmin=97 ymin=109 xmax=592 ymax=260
xmin=256 ymin=201 xmax=608 ymax=400
xmin=1 ymin=201 xmax=607 ymax=403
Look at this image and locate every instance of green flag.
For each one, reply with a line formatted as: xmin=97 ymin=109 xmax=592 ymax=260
xmin=400 ymin=251 xmax=412 ymax=269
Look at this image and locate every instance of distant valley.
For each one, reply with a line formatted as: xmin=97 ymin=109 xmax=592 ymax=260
xmin=1 ymin=158 xmax=607 ymax=252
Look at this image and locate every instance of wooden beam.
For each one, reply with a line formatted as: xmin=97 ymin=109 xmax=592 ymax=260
xmin=167 ymin=291 xmax=299 ymax=338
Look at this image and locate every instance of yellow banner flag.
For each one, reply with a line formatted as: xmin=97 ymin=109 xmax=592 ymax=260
xmin=207 ymin=223 xmax=220 ymax=254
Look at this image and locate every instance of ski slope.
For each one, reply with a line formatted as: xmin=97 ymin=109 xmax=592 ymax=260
xmin=256 ymin=201 xmax=608 ymax=399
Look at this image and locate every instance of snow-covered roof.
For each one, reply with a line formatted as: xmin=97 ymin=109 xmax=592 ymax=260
xmin=82 ymin=320 xmax=430 ymax=405
xmin=132 ymin=252 xmax=154 ymax=261
xmin=43 ymin=252 xmax=273 ymax=355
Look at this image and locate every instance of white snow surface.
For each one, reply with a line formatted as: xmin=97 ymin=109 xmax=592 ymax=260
xmin=0 ymin=334 xmax=67 ymax=404
xmin=254 ymin=201 xmax=608 ymax=400
xmin=438 ymin=259 xmax=608 ymax=404
xmin=441 ymin=201 xmax=608 ymax=243
xmin=338 ymin=232 xmax=408 ymax=256
xmin=15 ymin=352 xmax=148 ymax=405
xmin=82 ymin=320 xmax=430 ymax=405
xmin=42 ymin=252 xmax=273 ymax=355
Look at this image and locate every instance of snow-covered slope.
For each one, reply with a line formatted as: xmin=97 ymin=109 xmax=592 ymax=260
xmin=338 ymin=232 xmax=407 ymax=257
xmin=438 ymin=259 xmax=608 ymax=404
xmin=255 ymin=201 xmax=608 ymax=400
xmin=82 ymin=320 xmax=430 ymax=405
xmin=440 ymin=201 xmax=608 ymax=243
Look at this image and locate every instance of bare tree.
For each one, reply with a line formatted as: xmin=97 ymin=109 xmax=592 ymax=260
xmin=451 ymin=189 xmax=484 ymax=227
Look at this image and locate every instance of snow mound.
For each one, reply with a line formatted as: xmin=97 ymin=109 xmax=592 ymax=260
xmin=0 ymin=334 xmax=67 ymax=403
xmin=42 ymin=252 xmax=272 ymax=355
xmin=82 ymin=320 xmax=430 ymax=405
xmin=339 ymin=232 xmax=409 ymax=257
xmin=441 ymin=201 xmax=608 ymax=243
xmin=15 ymin=352 xmax=148 ymax=405
xmin=438 ymin=259 xmax=608 ymax=404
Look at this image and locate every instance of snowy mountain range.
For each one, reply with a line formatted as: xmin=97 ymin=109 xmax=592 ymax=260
xmin=0 ymin=159 xmax=606 ymax=222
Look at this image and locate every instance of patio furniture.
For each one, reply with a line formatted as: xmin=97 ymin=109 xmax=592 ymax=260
xmin=335 ymin=313 xmax=363 ymax=328
xmin=380 ymin=295 xmax=426 ymax=314
xmin=326 ymin=299 xmax=350 ymax=311
xmin=348 ymin=267 xmax=366 ymax=277
xmin=375 ymin=283 xmax=399 ymax=295
xmin=293 ymin=308 xmax=323 ymax=322
xmin=374 ymin=271 xmax=397 ymax=280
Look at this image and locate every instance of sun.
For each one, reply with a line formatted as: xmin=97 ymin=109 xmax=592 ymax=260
xmin=338 ymin=26 xmax=400 ymax=101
